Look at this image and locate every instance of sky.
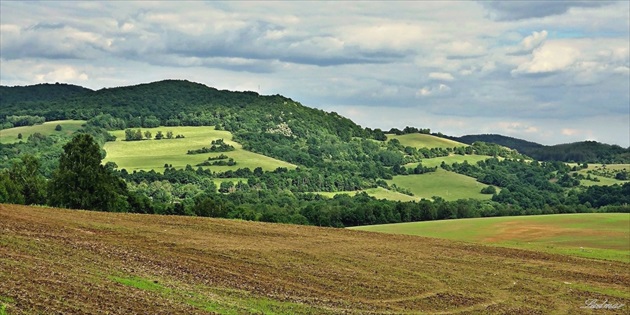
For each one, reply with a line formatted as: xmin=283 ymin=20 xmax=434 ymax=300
xmin=1 ymin=1 xmax=629 ymax=146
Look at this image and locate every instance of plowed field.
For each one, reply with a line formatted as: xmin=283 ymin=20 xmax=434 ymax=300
xmin=1 ymin=204 xmax=628 ymax=314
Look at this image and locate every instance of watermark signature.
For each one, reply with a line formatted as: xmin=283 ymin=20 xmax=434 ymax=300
xmin=581 ymin=299 xmax=625 ymax=310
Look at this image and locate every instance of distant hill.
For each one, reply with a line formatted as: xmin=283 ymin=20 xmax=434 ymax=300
xmin=455 ymin=134 xmax=543 ymax=152
xmin=452 ymin=134 xmax=629 ymax=163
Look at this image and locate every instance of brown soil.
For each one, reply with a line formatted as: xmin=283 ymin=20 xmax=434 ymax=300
xmin=1 ymin=204 xmax=628 ymax=314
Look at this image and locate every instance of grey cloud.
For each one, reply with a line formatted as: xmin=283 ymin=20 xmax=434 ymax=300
xmin=482 ymin=1 xmax=616 ymax=20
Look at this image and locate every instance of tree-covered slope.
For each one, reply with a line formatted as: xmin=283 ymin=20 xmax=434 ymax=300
xmin=0 ymin=82 xmax=92 ymax=105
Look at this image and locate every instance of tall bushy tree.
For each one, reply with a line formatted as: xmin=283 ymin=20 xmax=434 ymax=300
xmin=48 ymin=134 xmax=129 ymax=212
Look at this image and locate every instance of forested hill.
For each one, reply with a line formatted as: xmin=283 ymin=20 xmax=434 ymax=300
xmin=0 ymin=79 xmax=370 ymax=140
xmin=453 ymin=134 xmax=629 ymax=163
xmin=0 ymin=82 xmax=92 ymax=105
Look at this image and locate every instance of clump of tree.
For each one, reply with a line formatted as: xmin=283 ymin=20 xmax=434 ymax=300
xmin=388 ymin=126 xmax=431 ymax=135
xmin=48 ymin=134 xmax=130 ymax=212
xmin=124 ymin=129 xmax=143 ymax=141
xmin=480 ymin=185 xmax=496 ymax=194
xmin=187 ymin=139 xmax=235 ymax=154
xmin=3 ymin=115 xmax=45 ymax=128
xmin=196 ymin=157 xmax=236 ymax=167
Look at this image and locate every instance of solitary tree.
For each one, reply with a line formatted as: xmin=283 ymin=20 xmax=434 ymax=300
xmin=48 ymin=134 xmax=129 ymax=212
xmin=17 ymin=133 xmax=22 ymax=140
xmin=55 ymin=124 xmax=62 ymax=131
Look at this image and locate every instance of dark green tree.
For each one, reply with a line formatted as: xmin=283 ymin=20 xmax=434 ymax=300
xmin=7 ymin=155 xmax=47 ymax=204
xmin=48 ymin=134 xmax=129 ymax=212
xmin=55 ymin=124 xmax=62 ymax=131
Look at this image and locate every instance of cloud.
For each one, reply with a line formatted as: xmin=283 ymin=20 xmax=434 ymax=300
xmin=0 ymin=1 xmax=628 ymax=146
xmin=428 ymin=72 xmax=455 ymax=81
xmin=512 ymin=42 xmax=580 ymax=75
xmin=481 ymin=1 xmax=615 ymax=21
xmin=508 ymin=30 xmax=548 ymax=55
xmin=496 ymin=122 xmax=539 ymax=134
xmin=512 ymin=38 xmax=630 ymax=82
xmin=416 ymin=84 xmax=451 ymax=97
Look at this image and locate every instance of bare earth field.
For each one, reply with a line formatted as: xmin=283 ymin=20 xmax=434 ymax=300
xmin=1 ymin=204 xmax=628 ymax=314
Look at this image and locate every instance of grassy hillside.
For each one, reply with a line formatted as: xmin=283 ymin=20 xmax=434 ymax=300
xmin=388 ymin=133 xmax=466 ymax=149
xmin=2 ymin=204 xmax=629 ymax=314
xmin=351 ymin=213 xmax=630 ymax=262
xmin=0 ymin=120 xmax=86 ymax=144
xmin=573 ymin=164 xmax=630 ymax=187
xmin=387 ymin=169 xmax=493 ymax=201
xmin=103 ymin=126 xmax=296 ymax=172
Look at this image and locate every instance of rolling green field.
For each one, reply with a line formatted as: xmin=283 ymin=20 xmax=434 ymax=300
xmin=315 ymin=187 xmax=418 ymax=202
xmin=387 ymin=169 xmax=493 ymax=201
xmin=387 ymin=133 xmax=466 ymax=149
xmin=406 ymin=154 xmax=494 ymax=168
xmin=103 ymin=126 xmax=296 ymax=173
xmin=351 ymin=213 xmax=630 ymax=262
xmin=0 ymin=120 xmax=86 ymax=144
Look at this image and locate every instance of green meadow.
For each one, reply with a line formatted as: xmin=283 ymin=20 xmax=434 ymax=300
xmin=0 ymin=120 xmax=86 ymax=144
xmin=387 ymin=133 xmax=466 ymax=149
xmin=103 ymin=126 xmax=296 ymax=173
xmin=387 ymin=169 xmax=493 ymax=201
xmin=351 ymin=213 xmax=630 ymax=262
xmin=315 ymin=187 xmax=418 ymax=202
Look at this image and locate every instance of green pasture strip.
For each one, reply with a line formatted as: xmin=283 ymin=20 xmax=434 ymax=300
xmin=0 ymin=120 xmax=86 ymax=144
xmin=386 ymin=133 xmax=466 ymax=149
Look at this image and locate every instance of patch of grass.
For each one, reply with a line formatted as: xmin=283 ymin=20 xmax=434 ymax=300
xmin=569 ymin=283 xmax=629 ymax=299
xmin=0 ymin=296 xmax=13 ymax=315
xmin=0 ymin=120 xmax=86 ymax=144
xmin=387 ymin=169 xmax=492 ymax=201
xmin=103 ymin=126 xmax=296 ymax=173
xmin=111 ymin=275 xmax=324 ymax=314
xmin=387 ymin=133 xmax=466 ymax=149
xmin=351 ymin=213 xmax=630 ymax=262
xmin=110 ymin=276 xmax=166 ymax=292
xmin=187 ymin=288 xmax=325 ymax=315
